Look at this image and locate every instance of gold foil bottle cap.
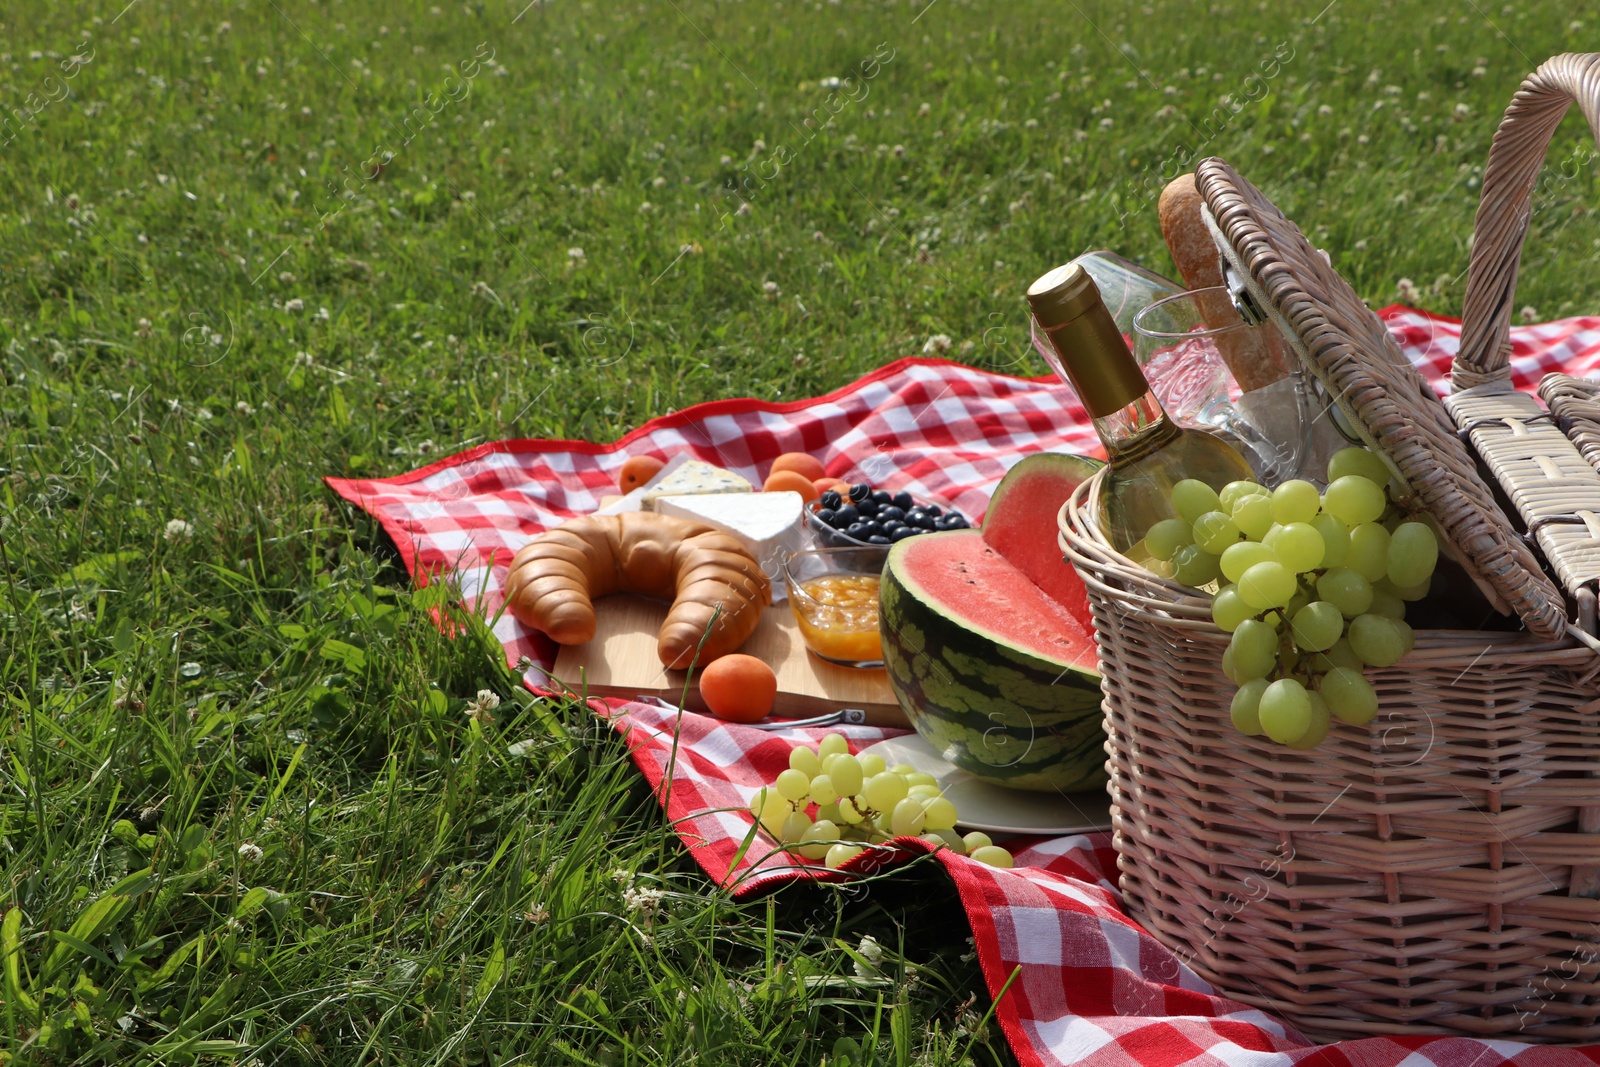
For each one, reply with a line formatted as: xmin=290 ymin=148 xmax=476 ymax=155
xmin=1027 ymin=262 xmax=1150 ymax=419
xmin=1026 ymin=262 xmax=1102 ymax=331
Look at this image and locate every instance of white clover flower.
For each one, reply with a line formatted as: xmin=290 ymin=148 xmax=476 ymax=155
xmin=1397 ymin=278 xmax=1418 ymax=303
xmin=164 ymin=518 xmax=194 ymax=541
xmin=917 ymin=102 xmax=930 ymax=117
xmin=1521 ymin=305 xmax=1538 ymax=324
xmin=238 ymin=842 xmax=264 ymax=863
xmin=314 ymin=306 xmax=330 ymax=321
xmin=568 ymin=247 xmax=586 ymax=260
xmin=278 ymin=271 xmax=296 ymax=283
xmin=735 ymin=201 xmax=751 ymax=216
xmin=474 ymin=689 xmax=501 ymax=711
xmin=284 ymin=297 xmax=304 ymax=312
xmin=922 ymin=334 xmax=953 ymax=355
xmin=236 ymin=400 xmax=255 ymax=414
xmin=819 ymin=76 xmax=842 ymax=89
xmin=623 ymin=886 xmax=666 ymax=915
xmin=611 ymin=868 xmax=634 ymax=885
xmin=853 ymin=934 xmax=883 ymax=977
xmin=638 ymin=201 xmax=654 ymax=213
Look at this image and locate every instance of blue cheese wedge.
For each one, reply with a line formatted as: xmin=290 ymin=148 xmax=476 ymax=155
xmin=656 ymin=491 xmax=806 ymax=590
xmin=639 ymin=459 xmax=752 ymax=509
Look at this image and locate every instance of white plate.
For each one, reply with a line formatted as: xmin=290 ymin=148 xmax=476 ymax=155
xmin=858 ymin=734 xmax=1113 ymax=837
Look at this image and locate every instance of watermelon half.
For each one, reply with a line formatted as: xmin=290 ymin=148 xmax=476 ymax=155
xmin=879 ymin=453 xmax=1107 ymax=793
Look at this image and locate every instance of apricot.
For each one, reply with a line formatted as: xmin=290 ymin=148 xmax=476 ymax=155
xmin=763 ymin=469 xmax=820 ymax=501
xmin=769 ymin=452 xmax=827 ymax=483
xmin=699 ymin=654 xmax=778 ymax=724
xmin=618 ymin=455 xmax=666 ymax=492
xmin=813 ymin=477 xmax=850 ymax=496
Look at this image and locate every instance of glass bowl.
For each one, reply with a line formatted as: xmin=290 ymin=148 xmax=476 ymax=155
xmin=803 ymin=488 xmax=970 ymax=550
xmin=782 ymin=546 xmax=890 ymax=669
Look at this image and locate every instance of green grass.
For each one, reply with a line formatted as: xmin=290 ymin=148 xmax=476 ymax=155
xmin=2 ymin=0 xmax=1599 ymax=1063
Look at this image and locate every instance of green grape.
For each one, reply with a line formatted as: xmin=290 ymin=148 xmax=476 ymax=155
xmin=1221 ymin=541 xmax=1276 ymax=583
xmin=1309 ymin=638 xmax=1364 ymax=672
xmin=1220 ymin=480 xmax=1269 ymax=512
xmin=1387 ymin=521 xmax=1440 ymax=588
xmin=1346 ymin=523 xmax=1392 ymax=582
xmin=1146 ymin=518 xmax=1193 ymax=562
xmin=1172 ymin=479 xmax=1223 ymax=523
xmin=809 ymin=774 xmax=839 ymax=806
xmin=923 ymin=828 xmax=966 ymax=853
xmin=1258 ymin=678 xmax=1313 ymax=744
xmin=1285 ymin=692 xmax=1332 ymax=750
xmin=862 ymin=772 xmax=908 ymax=813
xmin=816 ymin=802 xmax=843 ymax=824
xmin=969 ymin=845 xmax=1015 ymax=869
xmin=789 ymin=746 xmax=821 ymax=778
xmin=962 ymin=831 xmax=994 ymax=852
xmin=1394 ymin=616 xmax=1415 ymax=655
xmin=1271 ymin=480 xmax=1322 ymax=525
xmin=1172 ymin=544 xmax=1223 ymax=587
xmin=1221 ymin=643 xmax=1242 ymax=685
xmin=819 ymin=733 xmax=849 ymax=759
xmin=922 ymin=797 xmax=959 ymax=831
xmin=1212 ymin=587 xmax=1254 ymax=633
xmin=825 ymin=843 xmax=864 ymax=868
xmin=1230 ymin=494 xmax=1275 ymax=541
xmin=890 ymin=797 xmax=927 ymax=836
xmin=904 ymin=771 xmax=938 ymax=788
xmin=1316 ymin=567 xmax=1374 ymax=617
xmin=1237 ymin=561 xmax=1296 ymax=610
xmin=1193 ymin=511 xmax=1244 ymax=554
xmin=858 ymin=753 xmax=887 ymax=777
xmin=1327 ymin=446 xmax=1393 ymax=487
xmin=1290 ymin=601 xmax=1344 ymax=652
xmin=1347 ymin=613 xmax=1406 ymax=667
xmin=1230 ymin=678 xmax=1269 ymax=736
xmin=889 ymin=763 xmax=916 ymax=776
xmin=1324 ymin=476 xmax=1388 ymax=526
xmin=798 ymin=819 xmax=840 ymax=860
xmin=1320 ymin=666 xmax=1378 ymax=725
xmin=776 ymin=768 xmax=812 ymax=802
xmin=1310 ymin=514 xmax=1351 ymax=568
xmin=828 ymin=755 xmax=864 ymax=797
xmin=1366 ymin=588 xmax=1405 ymax=619
xmin=1228 ymin=619 xmax=1280 ymax=681
xmin=1387 ymin=576 xmax=1431 ymax=601
xmin=1264 ymin=522 xmax=1327 ymax=573
xmin=836 ymin=797 xmax=865 ymax=825
xmin=907 ymin=783 xmax=942 ymax=801
xmin=780 ymin=810 xmax=814 ymax=844
xmin=751 ymin=788 xmax=790 ymax=836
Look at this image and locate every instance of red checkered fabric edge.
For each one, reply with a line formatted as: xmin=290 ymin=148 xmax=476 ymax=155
xmin=327 ymin=309 xmax=1600 ymax=1067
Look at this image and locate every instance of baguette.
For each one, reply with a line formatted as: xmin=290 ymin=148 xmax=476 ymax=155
xmin=1158 ymin=174 xmax=1291 ymax=391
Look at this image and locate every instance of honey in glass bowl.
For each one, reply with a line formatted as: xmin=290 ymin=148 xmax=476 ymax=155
xmin=782 ymin=547 xmax=888 ymax=668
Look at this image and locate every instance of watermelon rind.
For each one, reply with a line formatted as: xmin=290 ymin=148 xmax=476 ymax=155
xmin=880 ymin=534 xmax=1107 ymax=794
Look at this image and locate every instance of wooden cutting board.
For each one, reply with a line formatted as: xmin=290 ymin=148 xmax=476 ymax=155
xmin=545 ymin=593 xmax=908 ymax=726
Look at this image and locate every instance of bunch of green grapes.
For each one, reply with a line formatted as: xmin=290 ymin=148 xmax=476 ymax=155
xmin=748 ymin=732 xmax=1015 ymax=869
xmin=1145 ymin=447 xmax=1440 ymax=749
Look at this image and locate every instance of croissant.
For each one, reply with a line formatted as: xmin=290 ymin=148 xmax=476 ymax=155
xmin=505 ymin=512 xmax=770 ymax=668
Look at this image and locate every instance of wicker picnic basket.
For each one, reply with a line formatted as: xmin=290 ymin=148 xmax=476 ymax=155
xmin=1058 ymin=54 xmax=1600 ymax=1042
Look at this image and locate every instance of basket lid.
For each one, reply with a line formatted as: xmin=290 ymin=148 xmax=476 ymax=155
xmin=1194 ymin=157 xmax=1569 ymax=641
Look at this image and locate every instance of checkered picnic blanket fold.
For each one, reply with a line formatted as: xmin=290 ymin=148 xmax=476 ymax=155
xmin=328 ymin=308 xmax=1600 ymax=1067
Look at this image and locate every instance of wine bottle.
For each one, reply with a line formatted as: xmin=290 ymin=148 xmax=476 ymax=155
xmin=1026 ymin=262 xmax=1256 ymax=559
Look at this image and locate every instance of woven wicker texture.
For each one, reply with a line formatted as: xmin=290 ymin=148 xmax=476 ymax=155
xmin=1542 ymin=373 xmax=1600 ymax=473
xmin=1443 ymin=53 xmax=1600 ymax=631
xmin=1059 ymin=481 xmax=1600 ymax=1042
xmin=1194 ymin=157 xmax=1568 ymax=641
xmin=1060 ymin=54 xmax=1600 ymax=1041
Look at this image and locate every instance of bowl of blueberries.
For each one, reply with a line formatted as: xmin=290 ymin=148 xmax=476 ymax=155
xmin=806 ymin=482 xmax=971 ymax=548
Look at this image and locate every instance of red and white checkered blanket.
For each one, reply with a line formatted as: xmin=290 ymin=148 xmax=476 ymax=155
xmin=328 ymin=308 xmax=1600 ymax=1067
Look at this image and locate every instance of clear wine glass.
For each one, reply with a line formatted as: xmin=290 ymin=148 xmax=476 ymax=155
xmin=1131 ymin=286 xmax=1308 ymax=485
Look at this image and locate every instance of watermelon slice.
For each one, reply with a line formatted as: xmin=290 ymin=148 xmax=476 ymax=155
xmin=879 ymin=452 xmax=1107 ymax=793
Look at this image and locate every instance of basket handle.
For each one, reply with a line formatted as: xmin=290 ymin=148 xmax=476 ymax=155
xmin=1454 ymin=53 xmax=1600 ymax=391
